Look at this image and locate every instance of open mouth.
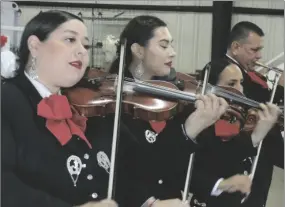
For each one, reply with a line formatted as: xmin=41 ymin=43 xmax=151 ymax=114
xmin=165 ymin=61 xmax=172 ymax=67
xmin=69 ymin=61 xmax=82 ymax=70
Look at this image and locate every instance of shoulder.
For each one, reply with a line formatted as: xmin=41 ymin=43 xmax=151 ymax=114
xmin=2 ymin=79 xmax=29 ymax=115
xmin=2 ymin=79 xmax=24 ymax=102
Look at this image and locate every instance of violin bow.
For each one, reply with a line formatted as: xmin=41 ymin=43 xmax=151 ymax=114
xmin=107 ymin=38 xmax=127 ymax=199
xmin=182 ymin=63 xmax=211 ymax=203
xmin=241 ymin=70 xmax=282 ymax=203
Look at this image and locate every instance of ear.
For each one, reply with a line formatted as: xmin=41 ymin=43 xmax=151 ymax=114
xmin=27 ymin=35 xmax=42 ymax=58
xmin=231 ymin=41 xmax=240 ymax=56
xmin=130 ymin=43 xmax=144 ymax=60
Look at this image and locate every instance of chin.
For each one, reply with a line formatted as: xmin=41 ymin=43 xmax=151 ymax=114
xmin=62 ymin=76 xmax=83 ymax=88
xmin=247 ymin=65 xmax=255 ymax=71
xmin=158 ymin=67 xmax=171 ymax=76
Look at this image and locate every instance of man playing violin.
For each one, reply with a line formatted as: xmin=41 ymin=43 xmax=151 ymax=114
xmin=223 ymin=21 xmax=284 ymax=207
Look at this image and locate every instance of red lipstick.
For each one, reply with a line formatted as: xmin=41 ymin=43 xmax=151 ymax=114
xmin=69 ymin=61 xmax=82 ymax=70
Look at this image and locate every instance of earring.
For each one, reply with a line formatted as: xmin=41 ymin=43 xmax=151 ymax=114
xmin=29 ymin=56 xmax=38 ymax=80
xmin=134 ymin=61 xmax=144 ymax=79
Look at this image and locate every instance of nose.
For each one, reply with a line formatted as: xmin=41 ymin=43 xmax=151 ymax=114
xmin=236 ymin=83 xmax=243 ymax=93
xmin=255 ymin=51 xmax=262 ymax=60
xmin=77 ymin=43 xmax=88 ymax=56
xmin=169 ymin=47 xmax=176 ymax=58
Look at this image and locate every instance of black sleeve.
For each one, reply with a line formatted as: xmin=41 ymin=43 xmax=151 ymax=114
xmin=158 ymin=116 xmax=198 ymax=154
xmin=2 ymin=117 xmax=72 ymax=207
xmin=224 ymin=131 xmax=258 ymax=160
xmin=189 ymin=131 xmax=256 ymax=199
xmin=198 ymin=126 xmax=257 ymax=161
xmin=273 ymin=85 xmax=284 ymax=105
xmin=263 ymin=126 xmax=284 ymax=169
xmin=188 ymin=141 xmax=225 ymax=200
xmin=115 ymin=123 xmax=152 ymax=207
xmin=189 ymin=166 xmax=222 ymax=199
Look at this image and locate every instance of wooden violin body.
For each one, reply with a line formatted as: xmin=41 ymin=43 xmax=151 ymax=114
xmin=64 ymin=69 xmax=283 ymax=132
xmin=65 ymin=70 xmax=180 ymax=121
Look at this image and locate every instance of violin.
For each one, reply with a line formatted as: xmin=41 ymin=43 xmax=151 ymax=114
xmin=243 ymin=107 xmax=284 ymax=132
xmin=63 ymin=69 xmax=283 ymax=133
xmin=174 ymin=71 xmax=284 ymax=131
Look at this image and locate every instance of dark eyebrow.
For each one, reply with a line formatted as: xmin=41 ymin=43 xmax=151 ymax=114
xmin=64 ymin=29 xmax=89 ymax=42
xmin=251 ymin=46 xmax=263 ymax=51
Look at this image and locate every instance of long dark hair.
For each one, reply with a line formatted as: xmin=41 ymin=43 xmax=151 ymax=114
xmin=109 ymin=15 xmax=167 ymax=78
xmin=15 ymin=10 xmax=83 ymax=77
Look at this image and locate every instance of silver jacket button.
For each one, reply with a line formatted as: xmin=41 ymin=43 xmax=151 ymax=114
xmin=87 ymin=174 xmax=93 ymax=180
xmin=84 ymin=153 xmax=90 ymax=160
xmin=91 ymin=193 xmax=98 ymax=198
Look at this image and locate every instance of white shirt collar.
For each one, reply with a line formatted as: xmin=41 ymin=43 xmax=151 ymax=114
xmin=226 ymin=53 xmax=247 ymax=73
xmin=226 ymin=53 xmax=239 ymax=65
xmin=24 ymin=71 xmax=52 ymax=98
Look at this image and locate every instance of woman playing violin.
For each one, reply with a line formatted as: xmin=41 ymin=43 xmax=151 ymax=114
xmin=1 ymin=10 xmax=122 ymax=207
xmin=189 ymin=59 xmax=281 ymax=207
xmin=1 ymin=10 xmax=227 ymax=207
xmin=107 ymin=15 xmax=233 ymax=206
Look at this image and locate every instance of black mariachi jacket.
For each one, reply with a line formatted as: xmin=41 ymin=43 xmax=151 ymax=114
xmin=1 ymin=72 xmax=202 ymax=207
xmin=115 ymin=92 xmax=203 ymax=205
xmin=189 ymin=126 xmax=257 ymax=207
xmin=116 ymin=67 xmax=260 ymax=207
xmin=114 ymin=68 xmax=212 ymax=206
xmin=1 ymin=73 xmax=139 ymax=207
xmin=224 ymin=55 xmax=284 ymax=207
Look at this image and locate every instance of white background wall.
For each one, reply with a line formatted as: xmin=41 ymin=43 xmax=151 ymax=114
xmin=1 ymin=0 xmax=284 ymax=73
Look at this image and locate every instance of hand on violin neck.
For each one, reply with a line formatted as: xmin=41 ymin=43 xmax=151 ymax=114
xmin=184 ymin=94 xmax=229 ymax=139
xmin=251 ymin=103 xmax=281 ymax=146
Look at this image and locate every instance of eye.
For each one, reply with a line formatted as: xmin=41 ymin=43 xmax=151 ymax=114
xmin=65 ymin=37 xmax=76 ymax=43
xmin=251 ymin=48 xmax=260 ymax=52
xmin=84 ymin=45 xmax=90 ymax=50
xmin=228 ymin=82 xmax=235 ymax=87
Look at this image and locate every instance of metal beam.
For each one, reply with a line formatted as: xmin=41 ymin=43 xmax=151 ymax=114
xmin=211 ymin=1 xmax=233 ymax=61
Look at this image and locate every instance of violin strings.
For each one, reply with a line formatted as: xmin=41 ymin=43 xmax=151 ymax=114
xmin=213 ymin=90 xmax=260 ymax=108
xmin=124 ymin=80 xmax=197 ymax=102
xmin=214 ymin=87 xmax=259 ymax=108
xmin=111 ymin=76 xmax=264 ymax=110
xmin=211 ymin=86 xmax=260 ymax=106
xmin=124 ymin=78 xmax=260 ymax=108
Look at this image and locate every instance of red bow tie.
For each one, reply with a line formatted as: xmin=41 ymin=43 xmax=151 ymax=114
xmin=215 ymin=120 xmax=240 ymax=141
xmin=149 ymin=121 xmax=166 ymax=134
xmin=247 ymin=71 xmax=268 ymax=89
xmin=37 ymin=94 xmax=92 ymax=148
